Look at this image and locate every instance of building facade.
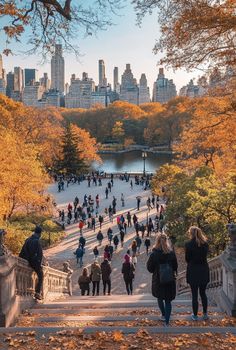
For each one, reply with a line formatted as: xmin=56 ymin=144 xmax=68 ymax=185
xmin=24 ymin=69 xmax=38 ymax=86
xmin=139 ymin=73 xmax=150 ymax=104
xmin=65 ymin=73 xmax=95 ymax=109
xmin=51 ymin=44 xmax=65 ymax=93
xmin=120 ymin=64 xmax=139 ymax=105
xmin=153 ymin=68 xmax=176 ymax=103
xmin=22 ymin=83 xmax=44 ymax=106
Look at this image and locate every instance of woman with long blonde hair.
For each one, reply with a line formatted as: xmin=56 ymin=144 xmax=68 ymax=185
xmin=147 ymin=233 xmax=178 ymax=326
xmin=185 ymin=226 xmax=209 ymax=321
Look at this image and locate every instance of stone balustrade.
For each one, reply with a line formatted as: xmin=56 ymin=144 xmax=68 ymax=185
xmin=0 ymin=255 xmax=72 ymax=327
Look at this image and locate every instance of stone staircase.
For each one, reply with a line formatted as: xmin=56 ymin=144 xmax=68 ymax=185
xmin=2 ymin=294 xmax=236 ymax=335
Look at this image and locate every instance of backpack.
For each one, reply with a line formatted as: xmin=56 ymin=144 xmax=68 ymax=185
xmin=159 ymin=262 xmax=174 ymax=284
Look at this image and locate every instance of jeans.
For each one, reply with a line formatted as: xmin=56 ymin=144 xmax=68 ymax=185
xmin=157 ymin=299 xmax=172 ymax=325
xmin=190 ymin=283 xmax=208 ymax=315
xmin=81 ymin=288 xmax=90 ymax=296
xmin=77 ymin=256 xmax=83 ymax=267
xmin=103 ymin=279 xmax=111 ymax=294
xmin=125 ymin=280 xmax=133 ymax=295
xmin=33 ymin=266 xmax=43 ymax=295
xmin=92 ymin=281 xmax=100 ymax=295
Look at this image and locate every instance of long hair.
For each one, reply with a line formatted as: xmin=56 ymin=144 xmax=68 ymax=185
xmin=154 ymin=233 xmax=172 ymax=254
xmin=189 ymin=226 xmax=207 ymax=247
xmin=82 ymin=267 xmax=88 ymax=277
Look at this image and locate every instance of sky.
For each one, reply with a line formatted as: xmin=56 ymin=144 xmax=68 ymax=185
xmin=0 ymin=2 xmax=200 ymax=92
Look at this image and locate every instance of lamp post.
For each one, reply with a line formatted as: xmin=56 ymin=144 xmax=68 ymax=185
xmin=142 ymin=152 xmax=147 ymax=177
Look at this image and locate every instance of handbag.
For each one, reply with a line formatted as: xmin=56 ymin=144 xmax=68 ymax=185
xmin=159 ymin=262 xmax=174 ymax=284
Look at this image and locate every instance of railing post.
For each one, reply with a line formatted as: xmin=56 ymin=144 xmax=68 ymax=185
xmin=219 ymin=224 xmax=236 ymax=317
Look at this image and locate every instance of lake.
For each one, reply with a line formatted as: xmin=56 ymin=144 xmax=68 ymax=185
xmin=93 ymin=150 xmax=172 ymax=174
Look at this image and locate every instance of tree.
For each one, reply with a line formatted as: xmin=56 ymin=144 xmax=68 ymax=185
xmin=0 ymin=0 xmax=122 ymax=56
xmin=0 ymin=128 xmax=48 ymax=221
xmin=112 ymin=121 xmax=125 ymax=142
xmin=59 ymin=123 xmax=86 ymax=175
xmin=133 ymin=0 xmax=236 ymax=69
xmin=174 ymin=95 xmax=236 ymax=175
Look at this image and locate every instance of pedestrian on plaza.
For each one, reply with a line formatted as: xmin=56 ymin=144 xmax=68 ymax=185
xmin=124 ymin=221 xmax=127 ymax=234
xmin=122 ymin=254 xmax=135 ymax=295
xmin=113 ymin=235 xmax=119 ymax=250
xmin=67 ymin=209 xmax=72 ymax=224
xmin=130 ymin=180 xmax=133 ymax=189
xmin=144 ymin=237 xmax=151 ymax=255
xmin=147 ymin=197 xmax=152 ymax=212
xmin=105 ymin=187 xmax=109 ymax=199
xmin=90 ymin=261 xmax=102 ymax=296
xmin=101 ymin=258 xmax=112 ymax=295
xmin=74 ymin=245 xmax=84 ymax=267
xmin=121 ymin=193 xmax=125 ymax=207
xmin=108 ymin=205 xmax=113 ymax=222
xmin=93 ymin=246 xmax=99 ymax=260
xmin=112 ymin=196 xmax=117 ymax=214
xmin=147 ymin=233 xmax=178 ymax=326
xmin=135 ymin=234 xmax=142 ymax=254
xmin=108 ymin=244 xmax=114 ymax=260
xmin=96 ymin=194 xmax=99 ymax=208
xmin=108 ymin=182 xmax=111 ymax=192
xmin=68 ymin=203 xmax=73 ymax=212
xmin=104 ymin=245 xmax=111 ymax=261
xmin=79 ymin=235 xmax=86 ymax=249
xmin=19 ymin=226 xmax=44 ymax=300
xmin=79 ymin=220 xmax=84 ymax=235
xmin=98 ymin=215 xmax=104 ymax=229
xmin=185 ymin=226 xmax=210 ymax=321
xmin=151 ymin=195 xmax=155 ymax=208
xmin=140 ymin=223 xmax=146 ymax=238
xmin=127 ymin=211 xmax=132 ymax=227
xmin=135 ymin=221 xmax=140 ymax=235
xmin=97 ymin=230 xmax=104 ymax=246
xmin=78 ymin=267 xmax=91 ymax=295
xmin=133 ymin=214 xmax=138 ymax=226
xmin=131 ymin=240 xmax=138 ymax=257
xmin=136 ymin=196 xmax=141 ymax=210
xmin=107 ymin=227 xmax=113 ymax=243
xmin=120 ymin=229 xmax=125 ymax=247
xmin=91 ymin=216 xmax=96 ymax=232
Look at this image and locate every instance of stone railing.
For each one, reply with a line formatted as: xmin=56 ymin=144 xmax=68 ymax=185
xmin=0 ymin=254 xmax=72 ymax=327
xmin=177 ymin=256 xmax=223 ymax=295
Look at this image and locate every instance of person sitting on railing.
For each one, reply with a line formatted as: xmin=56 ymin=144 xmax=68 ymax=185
xmin=19 ymin=226 xmax=44 ymax=300
xmin=185 ymin=226 xmax=210 ymax=321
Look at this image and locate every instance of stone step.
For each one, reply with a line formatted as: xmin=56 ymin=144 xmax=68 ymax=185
xmin=29 ymin=306 xmax=222 ymax=315
xmin=31 ymin=314 xmax=225 ymax=323
xmin=1 ymin=326 xmax=236 ymax=335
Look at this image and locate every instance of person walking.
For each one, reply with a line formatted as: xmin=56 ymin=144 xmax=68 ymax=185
xmin=127 ymin=211 xmax=132 ymax=227
xmin=90 ymin=261 xmax=102 ymax=296
xmin=74 ymin=245 xmax=84 ymax=267
xmin=131 ymin=240 xmax=138 ymax=257
xmin=97 ymin=230 xmax=104 ymax=246
xmin=93 ymin=246 xmax=99 ymax=260
xmin=120 ymin=229 xmax=125 ymax=247
xmin=101 ymin=258 xmax=112 ymax=295
xmin=136 ymin=196 xmax=141 ymax=211
xmin=144 ymin=237 xmax=151 ymax=255
xmin=185 ymin=226 xmax=210 ymax=321
xmin=78 ymin=220 xmax=84 ymax=235
xmin=79 ymin=235 xmax=86 ymax=249
xmin=105 ymin=187 xmax=109 ymax=199
xmin=113 ymin=235 xmax=119 ymax=250
xmin=98 ymin=215 xmax=104 ymax=229
xmin=147 ymin=233 xmax=178 ymax=326
xmin=104 ymin=245 xmax=111 ymax=261
xmin=135 ymin=234 xmax=142 ymax=254
xmin=121 ymin=193 xmax=125 ymax=207
xmin=19 ymin=226 xmax=44 ymax=300
xmin=107 ymin=227 xmax=113 ymax=244
xmin=78 ymin=267 xmax=91 ymax=295
xmin=122 ymin=254 xmax=135 ymax=295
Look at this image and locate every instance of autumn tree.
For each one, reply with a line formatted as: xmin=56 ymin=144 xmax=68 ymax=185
xmin=112 ymin=121 xmax=125 ymax=142
xmin=174 ymin=95 xmax=236 ymax=175
xmin=133 ymin=0 xmax=236 ymax=69
xmin=0 ymin=128 xmax=48 ymax=222
xmin=59 ymin=123 xmax=86 ymax=175
xmin=0 ymin=0 xmax=122 ymax=56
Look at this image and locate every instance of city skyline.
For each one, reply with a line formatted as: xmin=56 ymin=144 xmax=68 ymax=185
xmin=0 ymin=3 xmax=200 ymax=91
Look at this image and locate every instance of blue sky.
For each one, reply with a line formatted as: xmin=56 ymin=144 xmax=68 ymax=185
xmin=0 ymin=2 xmax=200 ymax=91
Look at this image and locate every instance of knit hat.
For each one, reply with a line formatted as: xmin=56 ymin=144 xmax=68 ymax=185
xmin=124 ymin=254 xmax=130 ymax=263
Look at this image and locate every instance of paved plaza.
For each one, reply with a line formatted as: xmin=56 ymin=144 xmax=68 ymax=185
xmin=46 ymin=177 xmax=159 ymax=295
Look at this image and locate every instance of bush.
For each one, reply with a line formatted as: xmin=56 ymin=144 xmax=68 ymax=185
xmin=3 ymin=214 xmax=65 ymax=254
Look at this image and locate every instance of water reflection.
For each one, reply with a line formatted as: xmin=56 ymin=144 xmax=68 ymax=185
xmin=93 ymin=151 xmax=172 ymax=173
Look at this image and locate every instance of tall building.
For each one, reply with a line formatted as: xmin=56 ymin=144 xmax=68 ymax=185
xmin=51 ymin=44 xmax=65 ymax=93
xmin=0 ymin=54 xmax=3 ymax=79
xmin=6 ymin=72 xmax=14 ymax=97
xmin=120 ymin=64 xmax=139 ymax=105
xmin=65 ymin=72 xmax=95 ymax=109
xmin=98 ymin=59 xmax=107 ymax=89
xmin=22 ymin=82 xmax=44 ymax=106
xmin=14 ymin=67 xmax=24 ymax=92
xmin=153 ymin=68 xmax=176 ymax=103
xmin=0 ymin=55 xmax=6 ymax=95
xmin=139 ymin=73 xmax=150 ymax=104
xmin=113 ymin=66 xmax=120 ymax=91
xmin=24 ymin=69 xmax=38 ymax=86
xmin=179 ymin=79 xmax=200 ymax=98
xmin=39 ymin=73 xmax=51 ymax=91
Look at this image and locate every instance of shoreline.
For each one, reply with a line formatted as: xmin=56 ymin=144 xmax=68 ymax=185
xmin=98 ymin=149 xmax=173 ymax=155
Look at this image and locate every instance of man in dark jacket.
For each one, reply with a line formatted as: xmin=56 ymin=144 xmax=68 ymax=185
xmin=101 ymin=258 xmax=112 ymax=295
xmin=19 ymin=226 xmax=44 ymax=300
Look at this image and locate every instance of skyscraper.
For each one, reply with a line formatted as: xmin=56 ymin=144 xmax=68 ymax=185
xmin=6 ymin=72 xmax=14 ymax=97
xmin=13 ymin=67 xmax=24 ymax=92
xmin=153 ymin=68 xmax=176 ymax=103
xmin=51 ymin=44 xmax=65 ymax=93
xmin=0 ymin=54 xmax=3 ymax=79
xmin=0 ymin=54 xmax=6 ymax=95
xmin=98 ymin=59 xmax=107 ymax=89
xmin=139 ymin=73 xmax=150 ymax=104
xmin=120 ymin=64 xmax=139 ymax=105
xmin=24 ymin=69 xmax=38 ymax=86
xmin=113 ymin=67 xmax=119 ymax=91
xmin=65 ymin=72 xmax=95 ymax=109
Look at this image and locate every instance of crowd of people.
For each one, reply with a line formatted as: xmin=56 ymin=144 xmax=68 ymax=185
xmin=18 ymin=173 xmax=211 ymax=328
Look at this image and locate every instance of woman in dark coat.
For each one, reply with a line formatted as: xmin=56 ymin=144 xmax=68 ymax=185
xmin=147 ymin=233 xmax=178 ymax=326
xmin=185 ymin=226 xmax=209 ymax=321
xmin=122 ymin=254 xmax=135 ymax=295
